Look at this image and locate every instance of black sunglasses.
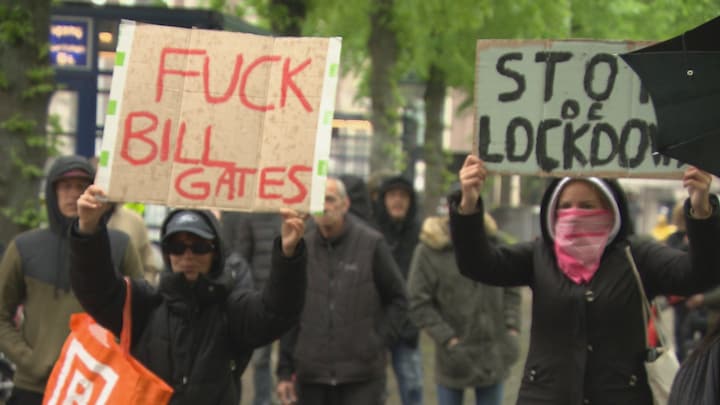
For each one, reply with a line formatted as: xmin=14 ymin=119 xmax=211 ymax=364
xmin=162 ymin=241 xmax=215 ymax=255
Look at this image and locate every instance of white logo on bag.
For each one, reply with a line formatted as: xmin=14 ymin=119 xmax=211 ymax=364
xmin=46 ymin=338 xmax=119 ymax=405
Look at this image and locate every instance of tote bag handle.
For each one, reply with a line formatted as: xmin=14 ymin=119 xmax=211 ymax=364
xmin=121 ymin=277 xmax=132 ymax=355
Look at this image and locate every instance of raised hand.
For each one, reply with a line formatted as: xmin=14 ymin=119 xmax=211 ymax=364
xmin=683 ymin=166 xmax=712 ymax=218
xmin=458 ymin=154 xmax=487 ymax=214
xmin=77 ymin=185 xmax=112 ymax=234
xmin=280 ymin=208 xmax=306 ymax=257
xmin=276 ymin=380 xmax=297 ymax=405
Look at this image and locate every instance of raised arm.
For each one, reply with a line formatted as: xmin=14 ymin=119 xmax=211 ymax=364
xmin=225 ymin=209 xmax=307 ymax=348
xmin=449 ymin=155 xmax=534 ymax=286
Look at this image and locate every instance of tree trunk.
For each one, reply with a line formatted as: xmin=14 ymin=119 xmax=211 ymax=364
xmin=367 ymin=0 xmax=400 ymax=174
xmin=421 ymin=64 xmax=447 ymax=219
xmin=0 ymin=0 xmax=52 ymax=245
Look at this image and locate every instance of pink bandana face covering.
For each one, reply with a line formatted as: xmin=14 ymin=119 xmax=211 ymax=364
xmin=553 ymin=208 xmax=614 ymax=284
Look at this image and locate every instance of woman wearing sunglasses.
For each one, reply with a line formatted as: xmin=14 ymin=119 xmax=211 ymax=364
xmin=68 ymin=184 xmax=307 ymax=405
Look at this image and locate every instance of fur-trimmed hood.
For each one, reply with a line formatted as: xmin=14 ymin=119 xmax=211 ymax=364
xmin=421 ymin=213 xmax=498 ymax=250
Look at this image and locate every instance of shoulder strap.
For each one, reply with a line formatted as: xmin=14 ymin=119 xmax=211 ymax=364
xmin=623 ymin=245 xmax=669 ymax=349
xmin=121 ymin=277 xmax=132 ymax=354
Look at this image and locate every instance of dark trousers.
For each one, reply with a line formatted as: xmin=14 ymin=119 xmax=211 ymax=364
xmin=298 ymin=376 xmax=385 ymax=405
xmin=7 ymin=387 xmax=43 ymax=405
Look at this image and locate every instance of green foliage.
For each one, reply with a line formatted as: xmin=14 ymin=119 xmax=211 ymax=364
xmin=1 ymin=114 xmax=36 ymax=134
xmin=21 ymin=66 xmax=55 ymax=100
xmin=21 ymin=83 xmax=54 ymax=100
xmin=304 ymin=0 xmax=372 ymax=73
xmin=1 ymin=199 xmax=45 ymax=229
xmin=208 ymin=0 xmax=227 ymax=12
xmin=25 ymin=66 xmax=53 ymax=83
xmin=0 ymin=5 xmax=33 ymax=46
xmin=569 ymin=0 xmax=720 ymax=40
xmin=9 ymin=147 xmax=43 ymax=179
xmin=0 ymin=70 xmax=8 ymax=91
xmin=37 ymin=42 xmax=49 ymax=62
xmin=46 ymin=114 xmax=64 ymax=156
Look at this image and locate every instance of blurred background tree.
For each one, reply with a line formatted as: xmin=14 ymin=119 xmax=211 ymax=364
xmin=0 ymin=0 xmax=54 ymax=245
xmin=238 ymin=0 xmax=719 ymax=217
xmin=1 ymin=0 xmax=718 ymax=249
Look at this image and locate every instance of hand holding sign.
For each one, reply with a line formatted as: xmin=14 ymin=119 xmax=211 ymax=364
xmin=279 ymin=208 xmax=306 ymax=257
xmin=77 ymin=185 xmax=113 ymax=235
xmin=458 ymin=155 xmax=487 ymax=215
xmin=683 ymin=166 xmax=713 ymax=219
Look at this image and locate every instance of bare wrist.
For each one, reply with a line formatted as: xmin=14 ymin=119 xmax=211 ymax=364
xmin=282 ymin=244 xmax=296 ymax=258
xmin=458 ymin=201 xmax=479 ymax=215
xmin=77 ymin=220 xmax=98 ymax=235
xmin=690 ymin=205 xmax=712 ymax=219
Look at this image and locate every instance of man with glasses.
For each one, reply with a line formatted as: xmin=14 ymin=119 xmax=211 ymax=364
xmin=0 ymin=156 xmax=143 ymax=405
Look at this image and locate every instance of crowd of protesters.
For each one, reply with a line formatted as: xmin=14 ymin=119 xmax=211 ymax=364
xmin=1 ymin=153 xmax=720 ymax=405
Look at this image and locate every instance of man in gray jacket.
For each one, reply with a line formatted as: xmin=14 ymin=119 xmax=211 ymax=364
xmin=276 ymin=177 xmax=408 ymax=405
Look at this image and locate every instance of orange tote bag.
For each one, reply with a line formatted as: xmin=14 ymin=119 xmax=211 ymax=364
xmin=43 ymin=279 xmax=173 ymax=405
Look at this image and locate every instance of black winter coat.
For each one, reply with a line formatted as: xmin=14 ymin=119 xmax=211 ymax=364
xmin=70 ymin=210 xmax=306 ymax=405
xmin=221 ymin=212 xmax=281 ymax=290
xmin=448 ymin=181 xmax=720 ymax=405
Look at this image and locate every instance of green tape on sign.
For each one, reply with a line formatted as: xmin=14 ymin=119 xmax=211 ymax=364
xmin=317 ymin=160 xmax=328 ymax=175
xmin=107 ymin=100 xmax=117 ymax=115
xmin=323 ymin=111 xmax=333 ymax=125
xmin=99 ymin=151 xmax=110 ymax=167
xmin=329 ymin=63 xmax=338 ymax=77
xmin=312 ymin=210 xmax=323 ymax=216
xmin=115 ymin=52 xmax=126 ymax=66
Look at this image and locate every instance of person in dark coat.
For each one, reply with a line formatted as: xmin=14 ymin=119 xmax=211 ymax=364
xmin=668 ymin=318 xmax=720 ymax=404
xmin=221 ymin=211 xmax=280 ymax=405
xmin=408 ymin=214 xmax=521 ymax=405
xmin=338 ymin=174 xmax=375 ymax=224
xmin=449 ymin=154 xmax=720 ymax=405
xmin=69 ymin=184 xmax=307 ymax=405
xmin=0 ymin=156 xmax=142 ymax=405
xmin=276 ymin=177 xmax=408 ymax=405
xmin=373 ymin=175 xmax=424 ymax=405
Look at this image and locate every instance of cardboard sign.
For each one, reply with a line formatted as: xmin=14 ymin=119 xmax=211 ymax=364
xmin=474 ymin=39 xmax=684 ymax=178
xmin=96 ymin=21 xmax=341 ymax=212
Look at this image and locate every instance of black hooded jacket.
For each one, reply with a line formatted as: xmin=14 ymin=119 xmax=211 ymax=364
xmin=70 ymin=209 xmax=307 ymax=405
xmin=448 ymin=178 xmax=720 ymax=405
xmin=339 ymin=174 xmax=374 ymax=224
xmin=0 ymin=156 xmax=142 ymax=394
xmin=373 ymin=176 xmax=421 ymax=278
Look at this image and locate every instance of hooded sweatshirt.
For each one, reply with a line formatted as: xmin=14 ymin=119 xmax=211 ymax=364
xmin=0 ymin=155 xmax=143 ymax=393
xmin=448 ymin=178 xmax=720 ymax=405
xmin=70 ymin=209 xmax=307 ymax=405
xmin=373 ymin=176 xmax=421 ymax=278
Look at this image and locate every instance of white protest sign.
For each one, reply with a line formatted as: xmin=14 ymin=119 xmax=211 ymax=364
xmin=474 ymin=39 xmax=684 ymax=178
xmin=96 ymin=21 xmax=342 ymax=212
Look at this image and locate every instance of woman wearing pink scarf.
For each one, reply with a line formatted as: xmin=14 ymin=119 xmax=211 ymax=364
xmin=448 ymin=155 xmax=720 ymax=405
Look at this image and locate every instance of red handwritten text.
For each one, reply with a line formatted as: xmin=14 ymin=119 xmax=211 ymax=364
xmin=156 ymin=48 xmax=313 ymax=112
xmin=120 ymin=111 xmax=312 ymax=203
